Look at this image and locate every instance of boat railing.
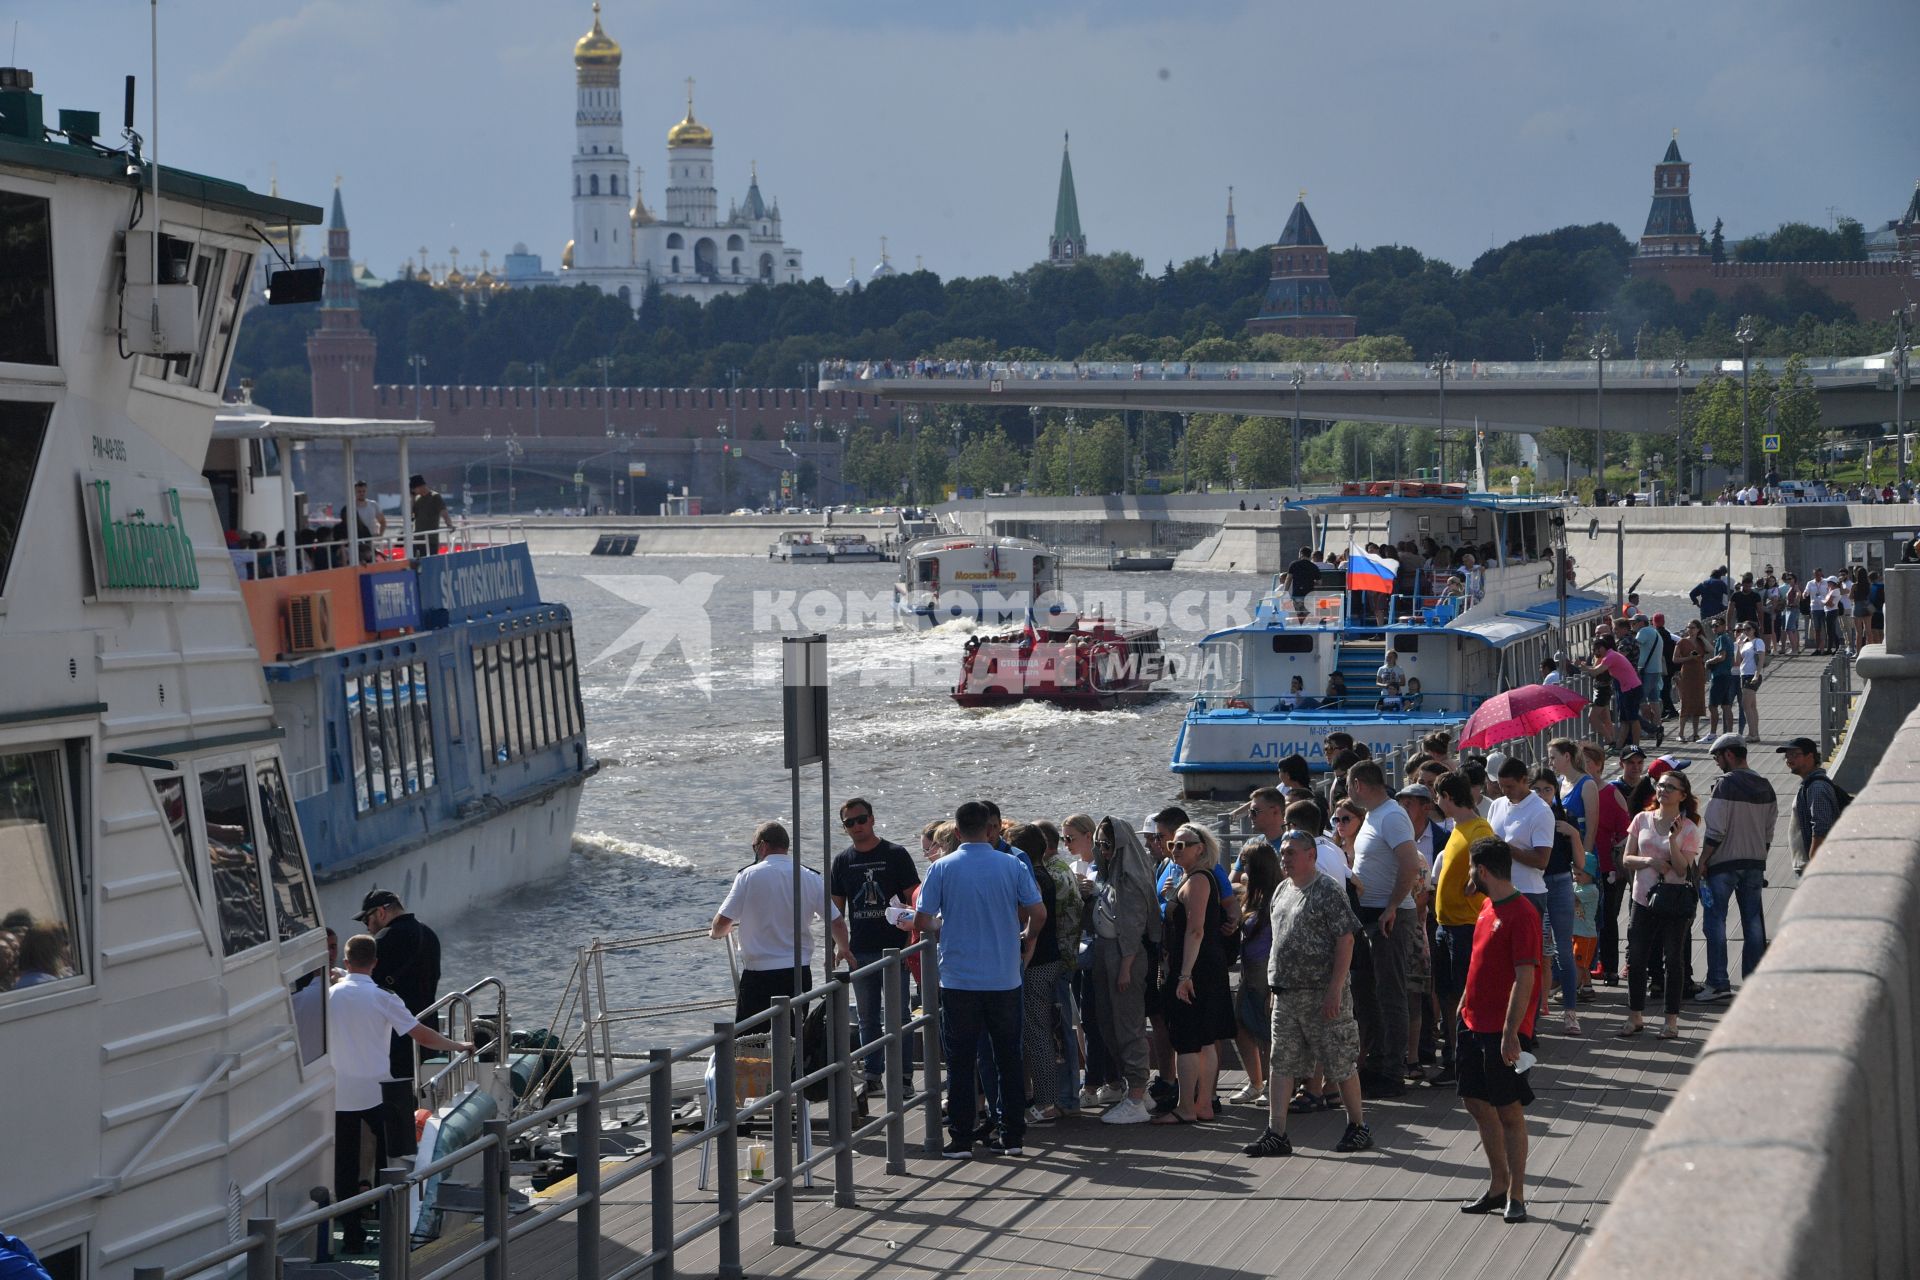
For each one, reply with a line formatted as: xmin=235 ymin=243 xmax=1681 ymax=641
xmin=412 ymin=977 xmax=511 ymax=1114
xmin=135 ymin=943 xmax=942 ymax=1280
xmin=227 ymin=517 xmax=526 ymax=581
xmin=1190 ymin=690 xmax=1483 ymax=716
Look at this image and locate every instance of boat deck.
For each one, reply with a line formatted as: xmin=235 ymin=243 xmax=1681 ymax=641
xmin=427 ymin=654 xmax=1824 ymax=1280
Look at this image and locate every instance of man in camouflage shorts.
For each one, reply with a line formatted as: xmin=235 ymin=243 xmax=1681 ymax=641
xmin=1243 ymin=830 xmax=1373 ymax=1157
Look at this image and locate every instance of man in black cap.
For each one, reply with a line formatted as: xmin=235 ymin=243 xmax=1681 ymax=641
xmin=409 ymin=474 xmax=453 ymax=557
xmin=358 ymin=889 xmax=442 ymax=1155
xmin=1778 ymin=737 xmax=1841 ymax=876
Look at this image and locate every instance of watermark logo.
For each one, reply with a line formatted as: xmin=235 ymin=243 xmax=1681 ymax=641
xmin=587 ymin=573 xmax=723 ymax=694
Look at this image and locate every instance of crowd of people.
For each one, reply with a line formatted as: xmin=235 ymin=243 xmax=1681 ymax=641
xmin=704 ymin=698 xmax=1837 ymax=1221
xmin=225 ymin=475 xmax=457 ymax=580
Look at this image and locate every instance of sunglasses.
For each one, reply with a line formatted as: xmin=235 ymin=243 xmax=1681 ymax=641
xmin=1332 ymin=813 xmax=1358 ymax=825
xmin=841 ymin=813 xmax=872 ymax=828
xmin=1167 ymin=838 xmax=1195 ymax=851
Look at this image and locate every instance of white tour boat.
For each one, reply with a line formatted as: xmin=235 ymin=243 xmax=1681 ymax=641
xmin=893 ymin=533 xmax=1063 ymax=629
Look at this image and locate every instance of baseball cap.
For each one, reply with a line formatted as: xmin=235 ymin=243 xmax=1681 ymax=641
xmin=1709 ymin=733 xmax=1747 ymax=755
xmin=409 ymin=473 xmax=428 ymax=488
xmin=1774 ymin=736 xmax=1820 ymax=756
xmin=1619 ymin=744 xmax=1647 ymax=761
xmin=1647 ymin=755 xmax=1690 ymax=780
xmin=1395 ymin=782 xmax=1432 ymax=801
xmin=354 ymin=889 xmax=402 ymax=922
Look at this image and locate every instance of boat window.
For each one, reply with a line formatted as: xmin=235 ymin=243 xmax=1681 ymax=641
xmin=472 ymin=646 xmax=495 ymax=762
xmin=522 ymin=635 xmax=551 ymax=748
xmin=0 ymin=192 xmax=57 ymax=365
xmin=345 ymin=675 xmax=370 ymax=811
xmin=557 ymin=627 xmax=582 ymax=739
xmin=0 ymin=748 xmax=84 ymax=997
xmin=0 ymin=400 xmax=54 ymax=596
xmin=440 ymin=655 xmax=463 ymax=744
xmin=255 ymin=759 xmax=321 ymax=939
xmin=411 ymin=662 xmax=436 ymax=789
xmin=1395 ymin=634 xmax=1420 ymax=653
xmin=153 ymin=774 xmax=199 ymax=907
xmin=199 ymin=763 xmax=270 ymax=956
xmin=1270 ymin=634 xmax=1315 ymax=654
xmin=290 ymin=964 xmax=328 ymax=1066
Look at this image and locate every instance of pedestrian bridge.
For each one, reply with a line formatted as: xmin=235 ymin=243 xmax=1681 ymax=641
xmin=819 ymin=356 xmax=1912 ymax=435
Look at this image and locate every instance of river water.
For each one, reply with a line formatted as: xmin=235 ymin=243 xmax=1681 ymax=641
xmin=437 ymin=553 xmax=1265 ymax=1040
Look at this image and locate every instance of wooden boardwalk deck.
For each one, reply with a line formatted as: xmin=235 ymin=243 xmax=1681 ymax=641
xmin=438 ymin=652 xmax=1831 ymax=1280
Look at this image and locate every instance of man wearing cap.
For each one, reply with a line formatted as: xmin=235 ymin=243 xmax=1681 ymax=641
xmin=409 ymin=474 xmax=454 ymax=557
xmin=353 ymin=480 xmax=385 ymax=564
xmin=359 ymin=889 xmax=443 ymax=1157
xmin=1779 ymin=737 xmax=1840 ymax=875
xmin=1697 ymin=735 xmax=1777 ymax=1002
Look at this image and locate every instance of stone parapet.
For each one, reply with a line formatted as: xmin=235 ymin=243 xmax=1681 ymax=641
xmin=1573 ymin=705 xmax=1920 ymax=1280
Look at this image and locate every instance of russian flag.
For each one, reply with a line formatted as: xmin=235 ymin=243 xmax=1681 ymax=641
xmin=1346 ymin=546 xmax=1398 ymax=595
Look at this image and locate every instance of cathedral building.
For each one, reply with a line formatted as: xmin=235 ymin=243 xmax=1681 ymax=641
xmin=1047 ymin=134 xmax=1086 ymax=266
xmin=560 ymin=4 xmax=802 ymax=310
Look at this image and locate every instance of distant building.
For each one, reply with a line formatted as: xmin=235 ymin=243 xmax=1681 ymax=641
xmin=1626 ymin=134 xmax=1920 ymax=316
xmin=1244 ymin=194 xmax=1356 ymax=342
xmin=305 ymin=182 xmax=377 ymax=419
xmin=1047 ymin=133 xmax=1086 ymax=266
xmin=1223 ymin=186 xmax=1239 ymax=255
xmin=557 ymin=4 xmax=803 ymax=309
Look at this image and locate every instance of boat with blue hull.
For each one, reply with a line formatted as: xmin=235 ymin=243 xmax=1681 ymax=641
xmin=1172 ymin=489 xmax=1612 ymax=797
xmin=210 ymin=409 xmax=596 ymax=927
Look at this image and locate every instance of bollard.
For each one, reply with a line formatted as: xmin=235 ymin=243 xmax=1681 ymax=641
xmin=244 ymin=1218 xmax=278 ymax=1280
xmin=481 ymin=1118 xmax=509 ymax=1280
xmin=920 ymin=945 xmax=945 ymax=1155
xmin=647 ymin=1048 xmax=675 ymax=1280
xmin=881 ymin=950 xmax=906 ymax=1175
xmin=574 ymin=1079 xmax=602 ymax=1280
xmin=712 ymin=1023 xmax=744 ymax=1280
xmin=829 ymin=981 xmax=857 ymax=1206
xmin=378 ymin=1165 xmax=410 ymax=1280
xmin=770 ymin=996 xmax=798 ymax=1245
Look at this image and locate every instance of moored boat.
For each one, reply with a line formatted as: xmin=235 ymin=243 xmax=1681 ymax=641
xmin=769 ymin=529 xmax=832 ymax=560
xmin=894 ymin=533 xmax=1062 ymax=629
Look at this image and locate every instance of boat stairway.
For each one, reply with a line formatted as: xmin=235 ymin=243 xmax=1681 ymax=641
xmin=1333 ymin=638 xmax=1386 ymax=697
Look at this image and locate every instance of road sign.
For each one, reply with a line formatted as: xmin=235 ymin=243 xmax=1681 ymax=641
xmin=1761 ymin=434 xmax=1782 ymax=454
xmin=627 ymin=461 xmax=647 ymax=477
xmin=572 ymin=471 xmax=585 ymax=484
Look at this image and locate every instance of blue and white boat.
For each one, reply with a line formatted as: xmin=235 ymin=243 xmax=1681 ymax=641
xmin=1171 ymin=489 xmax=1612 ymax=798
xmin=209 ymin=408 xmax=596 ymax=927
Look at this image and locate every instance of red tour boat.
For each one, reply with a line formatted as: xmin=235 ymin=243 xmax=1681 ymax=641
xmin=952 ymin=612 xmax=1164 ymax=710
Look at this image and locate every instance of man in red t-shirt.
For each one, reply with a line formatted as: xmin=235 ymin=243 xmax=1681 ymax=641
xmin=1455 ymin=835 xmax=1541 ymax=1225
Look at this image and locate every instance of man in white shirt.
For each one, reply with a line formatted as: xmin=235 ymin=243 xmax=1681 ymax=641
xmin=1346 ymin=761 xmax=1422 ymax=1097
xmin=330 ymin=934 xmax=473 ymax=1253
xmin=710 ymin=820 xmax=852 ymax=1021
xmin=1484 ymin=756 xmax=1557 ymax=1016
xmin=353 ymin=480 xmax=385 ymax=563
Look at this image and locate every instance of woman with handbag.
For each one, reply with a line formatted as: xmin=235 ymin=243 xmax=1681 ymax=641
xmin=1617 ymin=769 xmax=1702 ymax=1040
xmin=1735 ymin=622 xmax=1768 ymax=743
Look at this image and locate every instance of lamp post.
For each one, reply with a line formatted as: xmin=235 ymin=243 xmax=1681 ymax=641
xmin=531 ymin=361 xmax=545 ymax=437
xmin=1289 ymin=369 xmax=1304 ymax=487
xmin=597 ymin=356 xmax=613 ymax=437
xmin=1672 ymin=359 xmax=1690 ymax=501
xmin=1180 ymin=412 xmax=1191 ymax=493
xmin=1895 ymin=304 xmax=1913 ymax=489
xmin=1429 ymin=353 xmax=1450 ymax=482
xmin=1064 ymin=411 xmax=1078 ymax=496
xmin=1588 ymin=339 xmax=1610 ymax=494
xmin=1735 ymin=317 xmax=1757 ymax=486
xmin=408 ymin=354 xmax=428 ymax=420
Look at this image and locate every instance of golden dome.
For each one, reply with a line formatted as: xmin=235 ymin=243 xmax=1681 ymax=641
xmin=444 ymin=266 xmax=466 ymax=287
xmin=475 ymin=269 xmax=495 ymax=287
xmin=667 ymin=77 xmax=713 ymax=148
xmin=574 ymin=2 xmax=621 ymax=69
xmin=562 ymin=239 xmax=575 ymax=270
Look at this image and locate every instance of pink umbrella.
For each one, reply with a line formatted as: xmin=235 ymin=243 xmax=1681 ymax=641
xmin=1458 ymin=682 xmax=1588 ymax=750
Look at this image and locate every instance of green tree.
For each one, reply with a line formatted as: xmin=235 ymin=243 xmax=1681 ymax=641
xmin=909 ymin=429 xmax=950 ymax=501
xmin=1229 ymin=417 xmax=1290 ymax=487
xmin=953 ymin=426 xmax=1024 ymax=494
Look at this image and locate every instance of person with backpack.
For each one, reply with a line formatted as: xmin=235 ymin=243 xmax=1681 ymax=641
xmin=1778 ymin=738 xmax=1846 ymax=876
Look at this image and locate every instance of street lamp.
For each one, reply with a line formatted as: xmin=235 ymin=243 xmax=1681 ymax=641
xmin=1430 ymin=353 xmax=1450 ymax=482
xmin=1672 ymin=359 xmax=1690 ymax=500
xmin=408 ymin=354 xmax=428 ymax=420
xmin=717 ymin=419 xmax=731 ymax=510
xmin=597 ymin=356 xmax=613 ymax=437
xmin=1589 ymin=339 xmax=1610 ymax=494
xmin=1289 ymin=369 xmax=1305 ymax=488
xmin=1065 ymin=411 xmax=1078 ymax=495
xmin=531 ymin=361 xmax=546 ymax=437
xmin=1735 ymin=316 xmax=1758 ymax=486
xmin=1180 ymin=412 xmax=1191 ymax=493
xmin=1894 ymin=304 xmax=1913 ymax=489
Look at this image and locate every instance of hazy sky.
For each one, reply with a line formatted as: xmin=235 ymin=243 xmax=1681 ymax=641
xmin=21 ymin=0 xmax=1919 ymax=286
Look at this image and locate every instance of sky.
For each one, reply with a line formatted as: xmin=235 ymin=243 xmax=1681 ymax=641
xmin=17 ymin=0 xmax=1920 ymax=287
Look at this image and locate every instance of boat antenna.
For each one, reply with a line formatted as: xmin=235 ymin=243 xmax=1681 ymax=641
xmin=147 ymin=0 xmax=160 ymax=317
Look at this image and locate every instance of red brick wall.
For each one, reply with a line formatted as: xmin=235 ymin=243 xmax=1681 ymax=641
xmin=1629 ymin=256 xmax=1920 ymax=315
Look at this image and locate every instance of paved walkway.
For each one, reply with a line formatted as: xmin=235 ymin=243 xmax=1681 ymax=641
xmin=441 ymin=657 xmax=1835 ymax=1280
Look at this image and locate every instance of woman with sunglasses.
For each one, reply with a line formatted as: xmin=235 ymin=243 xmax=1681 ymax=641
xmin=1617 ymin=770 xmax=1701 ymax=1040
xmin=1151 ymin=825 xmax=1235 ymax=1125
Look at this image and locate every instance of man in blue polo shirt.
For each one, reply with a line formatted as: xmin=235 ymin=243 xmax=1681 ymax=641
xmin=917 ymin=799 xmax=1046 ymax=1159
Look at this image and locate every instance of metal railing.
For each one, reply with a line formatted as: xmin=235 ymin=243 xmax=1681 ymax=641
xmin=1820 ymin=649 xmax=1856 ymax=757
xmin=229 ymin=519 xmax=528 ymax=581
xmin=135 ymin=943 xmax=940 ymax=1280
xmin=821 ymin=355 xmax=1897 ymax=386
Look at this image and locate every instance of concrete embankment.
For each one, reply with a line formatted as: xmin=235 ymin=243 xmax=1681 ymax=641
xmin=516 ymin=516 xmax=899 ymax=558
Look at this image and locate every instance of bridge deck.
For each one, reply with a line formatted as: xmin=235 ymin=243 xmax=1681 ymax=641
xmin=439 ymin=652 xmax=1823 ymax=1280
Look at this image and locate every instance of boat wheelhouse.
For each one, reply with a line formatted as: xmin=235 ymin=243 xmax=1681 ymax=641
xmin=1171 ymin=490 xmax=1612 ymax=797
xmin=823 ymin=531 xmax=885 ymax=561
xmin=893 ymin=533 xmax=1063 ymax=629
xmin=769 ymin=529 xmax=832 ymax=560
